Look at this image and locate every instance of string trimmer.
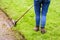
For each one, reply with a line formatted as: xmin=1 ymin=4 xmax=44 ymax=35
xmin=0 ymin=5 xmax=33 ymax=26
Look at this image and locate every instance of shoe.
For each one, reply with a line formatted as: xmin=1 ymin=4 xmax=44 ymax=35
xmin=41 ymin=28 xmax=46 ymax=34
xmin=34 ymin=26 xmax=39 ymax=32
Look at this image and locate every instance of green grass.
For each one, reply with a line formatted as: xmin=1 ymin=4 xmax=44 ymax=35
xmin=0 ymin=0 xmax=60 ymax=40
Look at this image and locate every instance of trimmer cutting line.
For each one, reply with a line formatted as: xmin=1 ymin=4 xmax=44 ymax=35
xmin=0 ymin=5 xmax=33 ymax=26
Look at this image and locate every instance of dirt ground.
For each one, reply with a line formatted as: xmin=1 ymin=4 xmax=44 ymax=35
xmin=0 ymin=8 xmax=26 ymax=40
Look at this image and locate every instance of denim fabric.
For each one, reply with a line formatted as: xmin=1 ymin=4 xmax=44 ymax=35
xmin=34 ymin=0 xmax=50 ymax=27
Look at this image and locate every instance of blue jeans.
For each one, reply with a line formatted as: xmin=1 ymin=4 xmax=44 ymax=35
xmin=34 ymin=0 xmax=50 ymax=28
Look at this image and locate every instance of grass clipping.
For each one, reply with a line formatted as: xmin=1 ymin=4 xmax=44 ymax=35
xmin=0 ymin=8 xmax=26 ymax=40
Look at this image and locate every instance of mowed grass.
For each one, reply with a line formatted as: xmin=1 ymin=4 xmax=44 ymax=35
xmin=0 ymin=0 xmax=60 ymax=40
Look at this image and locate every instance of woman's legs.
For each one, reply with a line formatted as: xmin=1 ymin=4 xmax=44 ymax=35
xmin=34 ymin=0 xmax=50 ymax=33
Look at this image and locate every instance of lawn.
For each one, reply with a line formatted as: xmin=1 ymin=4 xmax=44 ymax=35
xmin=0 ymin=0 xmax=60 ymax=40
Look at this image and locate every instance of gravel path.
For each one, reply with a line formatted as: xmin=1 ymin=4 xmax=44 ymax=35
xmin=0 ymin=9 xmax=26 ymax=40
